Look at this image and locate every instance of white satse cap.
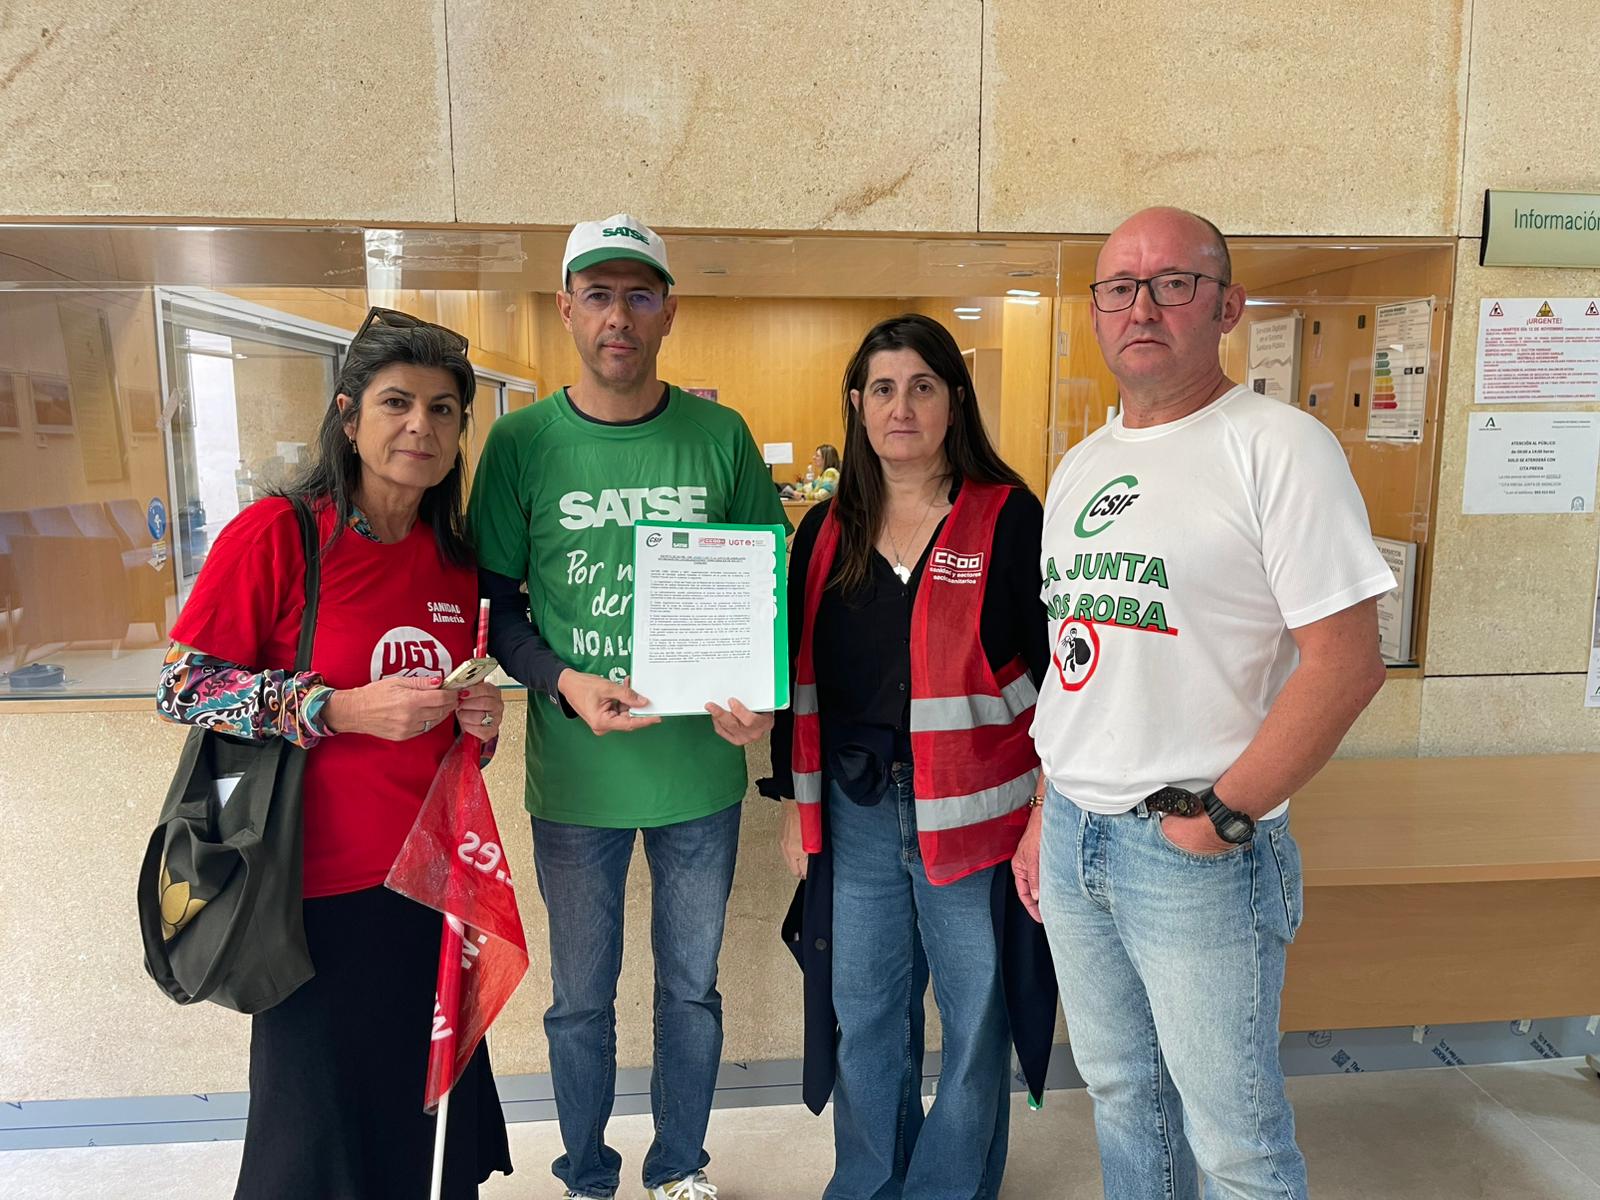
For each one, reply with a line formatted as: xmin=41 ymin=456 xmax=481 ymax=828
xmin=561 ymin=213 xmax=675 ymax=288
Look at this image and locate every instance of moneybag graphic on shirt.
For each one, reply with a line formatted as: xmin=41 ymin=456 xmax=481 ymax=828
xmin=1052 ymin=618 xmax=1101 ymax=691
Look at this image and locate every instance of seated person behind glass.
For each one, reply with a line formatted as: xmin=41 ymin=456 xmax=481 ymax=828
xmin=780 ymin=442 xmax=841 ymax=500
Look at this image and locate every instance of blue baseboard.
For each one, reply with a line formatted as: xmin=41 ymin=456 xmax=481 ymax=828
xmin=4 ymin=1014 xmax=1595 ymax=1151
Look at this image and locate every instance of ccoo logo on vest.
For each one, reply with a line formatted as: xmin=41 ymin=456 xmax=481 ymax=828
xmin=372 ymin=626 xmax=455 ymax=681
xmin=929 ymin=548 xmax=984 ymax=585
xmin=1074 ymin=475 xmax=1141 ymax=538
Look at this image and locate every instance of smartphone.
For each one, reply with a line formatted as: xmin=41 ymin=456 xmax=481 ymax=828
xmin=441 ymin=657 xmax=499 ymax=690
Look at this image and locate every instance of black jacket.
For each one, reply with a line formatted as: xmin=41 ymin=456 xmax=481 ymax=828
xmin=776 ymin=788 xmax=1059 ymax=1115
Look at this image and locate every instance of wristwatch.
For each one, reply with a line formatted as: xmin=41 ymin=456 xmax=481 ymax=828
xmin=1200 ymin=787 xmax=1256 ymax=845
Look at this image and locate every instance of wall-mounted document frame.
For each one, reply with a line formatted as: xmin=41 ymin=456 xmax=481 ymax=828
xmin=1367 ymin=300 xmax=1432 ymax=444
xmin=1373 ymin=537 xmax=1419 ymax=665
xmin=1247 ymin=314 xmax=1301 ymax=405
xmin=58 ymin=302 xmax=128 ymax=483
xmin=1481 ymin=189 xmax=1600 ymax=270
xmin=628 ymin=520 xmax=790 ymax=717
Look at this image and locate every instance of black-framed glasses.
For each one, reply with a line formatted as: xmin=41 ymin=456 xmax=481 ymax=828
xmin=352 ymin=306 xmax=470 ymax=353
xmin=1089 ymin=272 xmax=1227 ymax=313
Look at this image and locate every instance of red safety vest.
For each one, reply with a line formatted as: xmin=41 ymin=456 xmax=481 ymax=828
xmin=791 ymin=479 xmax=1040 ymax=885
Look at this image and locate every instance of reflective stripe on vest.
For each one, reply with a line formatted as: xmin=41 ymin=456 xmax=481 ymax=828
xmin=912 ymin=767 xmax=1036 ymax=832
xmin=794 ymin=770 xmax=822 ymax=804
xmin=909 ymin=670 xmax=1039 ymax=733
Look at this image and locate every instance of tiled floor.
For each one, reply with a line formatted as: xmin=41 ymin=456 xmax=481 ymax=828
xmin=3 ymin=1060 xmax=1596 ymax=1199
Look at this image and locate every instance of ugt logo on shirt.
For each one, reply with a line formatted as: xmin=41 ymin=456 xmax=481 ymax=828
xmin=372 ymin=626 xmax=455 ymax=681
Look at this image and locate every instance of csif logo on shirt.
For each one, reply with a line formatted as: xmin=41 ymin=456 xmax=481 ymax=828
xmin=1074 ymin=474 xmax=1141 ymax=538
xmin=372 ymin=626 xmax=455 ymax=682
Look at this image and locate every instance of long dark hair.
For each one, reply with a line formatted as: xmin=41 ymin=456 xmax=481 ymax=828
xmin=831 ymin=313 xmax=1025 ymax=595
xmin=272 ymin=323 xmax=477 ymax=567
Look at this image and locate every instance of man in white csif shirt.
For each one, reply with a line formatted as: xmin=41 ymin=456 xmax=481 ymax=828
xmin=1017 ymin=207 xmax=1393 ymax=1200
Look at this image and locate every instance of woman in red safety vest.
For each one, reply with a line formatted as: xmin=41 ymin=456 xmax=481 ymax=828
xmin=764 ymin=313 xmax=1057 ymax=1200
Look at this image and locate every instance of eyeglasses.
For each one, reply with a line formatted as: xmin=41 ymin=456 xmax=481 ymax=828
xmin=352 ymin=306 xmax=470 ymax=353
xmin=569 ymin=286 xmax=666 ymax=316
xmin=1088 ymin=272 xmax=1227 ymax=313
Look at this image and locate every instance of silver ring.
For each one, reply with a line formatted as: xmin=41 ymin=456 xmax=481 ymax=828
xmin=481 ymin=714 xmax=494 ymax=726
xmin=422 ymin=719 xmax=433 ymax=732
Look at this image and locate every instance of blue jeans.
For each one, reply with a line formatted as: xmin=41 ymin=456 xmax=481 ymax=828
xmin=825 ymin=768 xmax=1012 ymax=1200
xmin=532 ymin=801 xmax=742 ymax=1197
xmin=1039 ymin=789 xmax=1308 ymax=1200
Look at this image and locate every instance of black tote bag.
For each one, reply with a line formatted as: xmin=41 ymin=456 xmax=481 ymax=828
xmin=137 ymin=497 xmax=320 ymax=1013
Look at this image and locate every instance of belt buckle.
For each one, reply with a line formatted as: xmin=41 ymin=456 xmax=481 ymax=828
xmin=1144 ymin=786 xmax=1201 ymax=818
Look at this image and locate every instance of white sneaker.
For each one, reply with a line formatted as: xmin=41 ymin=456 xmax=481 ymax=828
xmin=648 ymin=1172 xmax=718 ymax=1200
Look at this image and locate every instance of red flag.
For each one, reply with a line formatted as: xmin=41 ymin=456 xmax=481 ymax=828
xmin=387 ymin=735 xmax=529 ymax=1112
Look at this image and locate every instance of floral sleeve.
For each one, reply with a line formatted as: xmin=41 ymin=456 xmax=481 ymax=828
xmin=156 ymin=644 xmax=335 ymax=750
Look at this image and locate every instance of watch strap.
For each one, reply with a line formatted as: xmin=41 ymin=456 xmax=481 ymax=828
xmin=1200 ymin=787 xmax=1255 ymax=844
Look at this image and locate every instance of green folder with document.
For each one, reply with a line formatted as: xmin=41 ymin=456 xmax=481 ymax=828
xmin=628 ymin=521 xmax=790 ymax=716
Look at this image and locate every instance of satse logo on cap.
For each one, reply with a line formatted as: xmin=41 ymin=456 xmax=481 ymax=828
xmin=562 ymin=213 xmax=675 ymax=287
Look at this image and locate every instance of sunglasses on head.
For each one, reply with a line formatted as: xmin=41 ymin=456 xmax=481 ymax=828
xmin=352 ymin=306 xmax=470 ymax=354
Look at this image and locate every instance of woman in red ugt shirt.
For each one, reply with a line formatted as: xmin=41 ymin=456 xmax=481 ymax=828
xmin=158 ymin=309 xmax=511 ymax=1199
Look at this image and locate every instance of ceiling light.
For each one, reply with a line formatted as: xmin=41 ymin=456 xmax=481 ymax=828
xmin=1006 ymin=288 xmax=1041 ymax=297
xmin=953 ymin=306 xmax=983 ymax=314
xmin=956 ymin=314 xmax=981 ymax=321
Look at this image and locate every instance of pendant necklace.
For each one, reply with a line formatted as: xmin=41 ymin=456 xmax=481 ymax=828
xmin=886 ymin=487 xmax=940 ymax=586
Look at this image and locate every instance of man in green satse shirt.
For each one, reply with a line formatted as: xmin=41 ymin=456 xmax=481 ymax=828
xmin=469 ymin=213 xmax=787 ymax=1200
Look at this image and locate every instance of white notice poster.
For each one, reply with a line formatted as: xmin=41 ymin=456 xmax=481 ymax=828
xmin=1367 ymin=300 xmax=1432 ymax=443
xmin=1462 ymin=411 xmax=1600 ymax=514
xmin=1247 ymin=315 xmax=1301 ymax=404
xmin=1476 ymin=298 xmax=1600 ymax=404
xmin=1372 ymin=537 xmax=1418 ymax=664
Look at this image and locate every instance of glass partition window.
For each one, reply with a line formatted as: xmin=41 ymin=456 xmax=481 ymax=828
xmin=158 ymin=299 xmax=346 ymax=600
xmin=0 ymin=224 xmax=1446 ymax=698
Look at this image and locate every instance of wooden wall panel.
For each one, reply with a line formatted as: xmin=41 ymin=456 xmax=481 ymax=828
xmin=528 ymin=294 xmax=1057 ymax=495
xmin=999 ymin=298 xmax=1053 ymax=498
xmin=534 ymin=295 xmax=904 ymax=483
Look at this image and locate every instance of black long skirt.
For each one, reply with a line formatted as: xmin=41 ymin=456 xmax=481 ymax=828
xmin=234 ymin=885 xmax=514 ymax=1200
